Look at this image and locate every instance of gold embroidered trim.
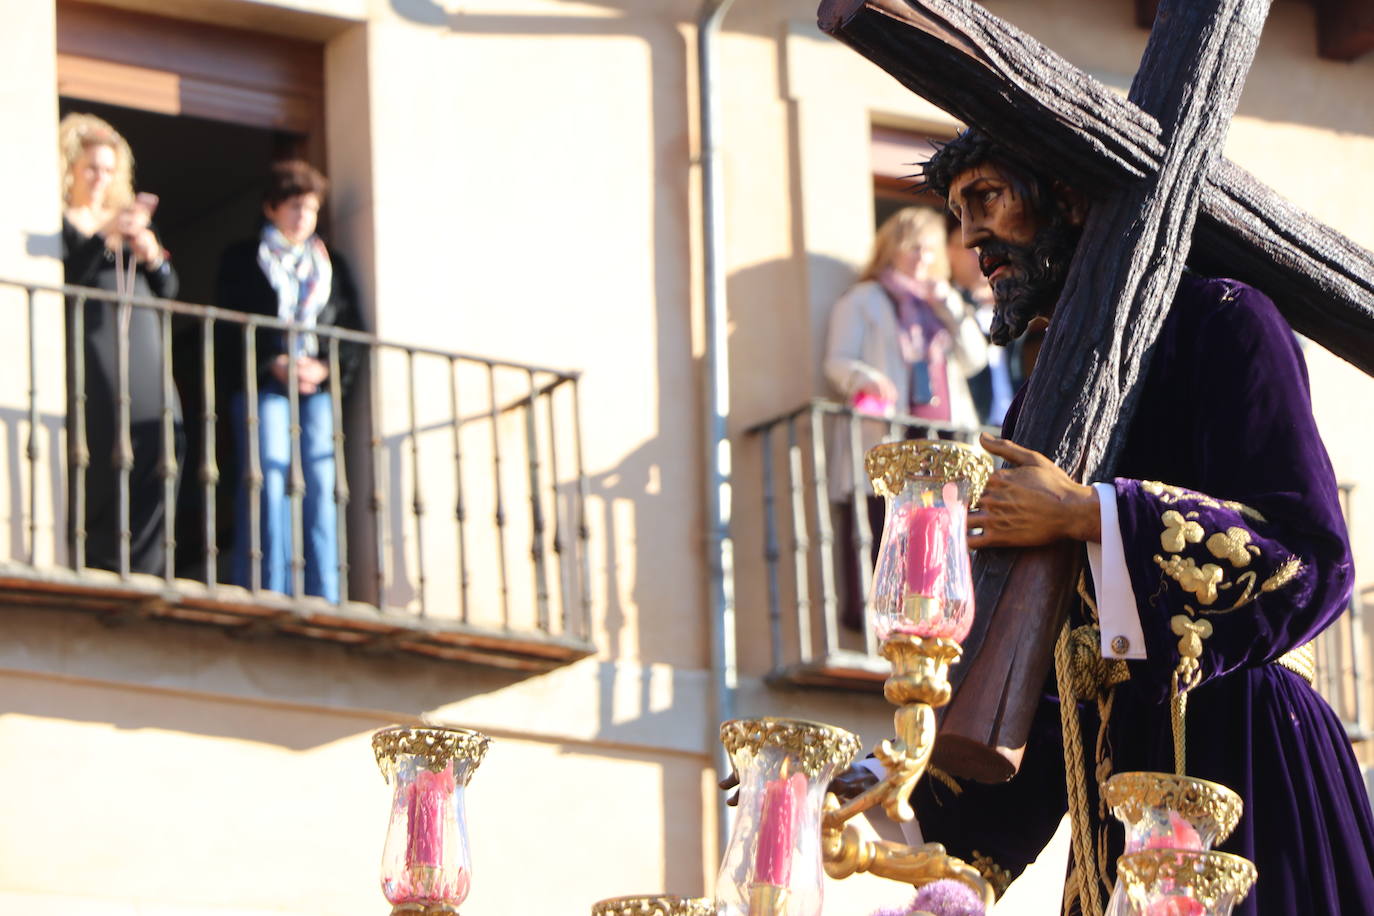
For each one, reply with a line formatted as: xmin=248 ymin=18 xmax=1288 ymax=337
xmin=1141 ymin=480 xmax=1267 ymax=523
xmin=1276 ymin=642 xmax=1316 ymax=686
xmin=970 ymin=850 xmax=1012 ymax=899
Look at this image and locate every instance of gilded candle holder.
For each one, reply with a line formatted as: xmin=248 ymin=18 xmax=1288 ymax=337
xmin=816 ymin=441 xmax=996 ymax=908
xmin=864 ymin=441 xmax=991 ymax=644
xmin=373 ymin=726 xmax=490 ymax=916
xmin=716 ymin=718 xmax=861 ymax=916
xmin=1102 ymin=772 xmax=1243 ymax=916
xmin=1116 ymin=848 xmax=1257 ymax=916
xmin=590 ymin=895 xmax=715 ymax=916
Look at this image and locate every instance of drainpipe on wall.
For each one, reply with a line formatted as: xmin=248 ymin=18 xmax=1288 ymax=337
xmin=697 ymin=0 xmax=740 ymax=863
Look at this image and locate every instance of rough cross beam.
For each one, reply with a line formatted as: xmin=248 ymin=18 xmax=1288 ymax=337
xmin=819 ymin=0 xmax=1306 ymax=782
xmin=818 ymin=0 xmax=1374 ymax=377
xmin=1142 ymin=0 xmax=1374 ymax=61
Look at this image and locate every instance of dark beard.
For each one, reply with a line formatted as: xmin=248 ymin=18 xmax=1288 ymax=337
xmin=983 ymin=220 xmax=1082 ymax=345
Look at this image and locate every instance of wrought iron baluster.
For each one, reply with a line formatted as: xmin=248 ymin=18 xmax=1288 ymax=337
xmin=243 ymin=323 xmax=263 ymax=593
xmin=449 ymin=356 xmax=469 ymax=623
xmin=369 ymin=345 xmax=388 ymax=611
xmin=571 ymin=376 xmax=592 ymax=640
xmin=114 ymin=297 xmax=133 ymax=579
xmin=760 ymin=424 xmax=783 ymax=670
xmin=524 ymin=369 xmax=550 ymax=632
xmin=329 ymin=335 xmax=350 ymax=604
xmin=407 ymin=349 xmax=427 ymax=616
xmin=488 ymin=363 xmax=510 ymax=626
xmin=848 ymin=408 xmax=876 ymax=656
xmin=70 ymin=294 xmax=88 ymax=571
xmin=201 ymin=316 xmax=218 ymax=590
xmin=286 ymin=327 xmax=305 ymax=599
xmin=160 ymin=308 xmax=178 ymax=583
xmin=26 ymin=287 xmax=39 ymax=565
xmin=544 ymin=379 xmax=569 ymax=633
xmin=786 ymin=416 xmax=812 ymax=662
xmin=809 ymin=406 xmax=838 ymax=658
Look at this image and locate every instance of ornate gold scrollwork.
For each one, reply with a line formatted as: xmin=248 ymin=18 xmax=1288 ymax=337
xmin=590 ymin=895 xmax=714 ymax=916
xmin=372 ymin=725 xmax=490 ymax=779
xmin=819 ymin=634 xmax=995 ymax=909
xmin=864 ymin=439 xmax=993 ymax=504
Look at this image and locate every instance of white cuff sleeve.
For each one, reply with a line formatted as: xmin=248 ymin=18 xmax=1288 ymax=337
xmin=1086 ymin=482 xmax=1147 ymax=661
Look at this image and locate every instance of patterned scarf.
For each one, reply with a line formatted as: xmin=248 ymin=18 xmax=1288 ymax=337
xmin=257 ymin=223 xmax=333 ymax=357
xmin=878 ymin=268 xmax=952 ymax=421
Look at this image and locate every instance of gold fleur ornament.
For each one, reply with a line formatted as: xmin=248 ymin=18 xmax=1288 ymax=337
xmin=1155 ymin=554 xmax=1224 ymax=605
xmin=1160 ymin=510 xmax=1205 ymax=553
xmin=1207 ymin=527 xmax=1257 ymax=567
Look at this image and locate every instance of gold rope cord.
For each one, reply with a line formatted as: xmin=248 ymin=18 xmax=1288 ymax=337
xmin=1055 ymin=621 xmax=1104 ymax=916
xmin=1171 ymin=674 xmax=1189 ymax=775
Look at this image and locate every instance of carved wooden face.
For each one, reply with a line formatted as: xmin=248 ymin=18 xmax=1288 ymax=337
xmin=945 ymin=162 xmax=1040 ymax=281
xmin=945 ymin=161 xmax=1082 ymax=344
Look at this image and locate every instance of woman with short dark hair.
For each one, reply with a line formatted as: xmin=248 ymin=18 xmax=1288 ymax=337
xmin=215 ymin=160 xmax=364 ymax=602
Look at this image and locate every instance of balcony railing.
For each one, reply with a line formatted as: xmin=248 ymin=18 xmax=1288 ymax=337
xmin=749 ymin=400 xmax=1373 ymax=740
xmin=747 ymin=399 xmax=986 ymax=688
xmin=0 ymin=277 xmax=594 ymax=671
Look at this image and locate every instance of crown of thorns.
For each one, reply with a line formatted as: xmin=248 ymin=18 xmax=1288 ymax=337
xmin=914 ymin=128 xmax=1004 ymax=198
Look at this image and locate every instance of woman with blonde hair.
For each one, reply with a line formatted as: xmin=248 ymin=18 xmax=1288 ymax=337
xmin=60 ymin=111 xmax=182 ymax=576
xmin=824 ymin=205 xmax=987 ymax=629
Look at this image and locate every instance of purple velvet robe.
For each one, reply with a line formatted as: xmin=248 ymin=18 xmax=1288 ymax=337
xmin=914 ymin=274 xmax=1374 ymax=914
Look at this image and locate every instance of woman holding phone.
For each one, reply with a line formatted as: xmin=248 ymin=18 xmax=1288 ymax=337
xmin=60 ymin=111 xmax=183 ymax=577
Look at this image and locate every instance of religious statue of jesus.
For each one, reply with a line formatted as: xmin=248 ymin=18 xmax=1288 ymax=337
xmin=896 ymin=127 xmax=1374 ymax=915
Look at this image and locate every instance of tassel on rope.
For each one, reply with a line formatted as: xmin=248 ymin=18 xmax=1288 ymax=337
xmin=1054 ymin=621 xmax=1104 ymax=916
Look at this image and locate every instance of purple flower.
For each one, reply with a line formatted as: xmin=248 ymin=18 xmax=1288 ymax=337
xmin=911 ymin=879 xmax=986 ymax=916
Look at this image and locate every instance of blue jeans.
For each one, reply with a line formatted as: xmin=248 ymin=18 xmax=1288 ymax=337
xmin=232 ymin=385 xmax=339 ymax=602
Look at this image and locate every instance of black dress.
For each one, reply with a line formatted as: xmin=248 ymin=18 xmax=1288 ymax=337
xmin=63 ymin=218 xmax=184 ymax=576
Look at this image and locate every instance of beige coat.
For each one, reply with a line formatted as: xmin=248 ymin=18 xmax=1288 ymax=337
xmin=822 ymin=280 xmax=988 ymax=498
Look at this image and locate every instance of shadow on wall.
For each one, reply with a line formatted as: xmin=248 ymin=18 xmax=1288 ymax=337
xmin=387 ymin=0 xmax=716 ymax=896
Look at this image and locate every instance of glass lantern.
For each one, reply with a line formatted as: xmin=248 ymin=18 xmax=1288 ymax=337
xmin=716 ymin=718 xmax=861 ymax=916
xmin=373 ymin=726 xmax=490 ymax=916
xmin=1102 ymin=772 xmax=1243 ymax=916
xmin=590 ymin=895 xmax=715 ymax=916
xmin=1116 ymin=848 xmax=1257 ymax=916
xmin=864 ymin=440 xmax=992 ymax=644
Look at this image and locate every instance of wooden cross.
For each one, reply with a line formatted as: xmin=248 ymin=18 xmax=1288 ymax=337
xmin=817 ymin=0 xmax=1374 ymax=782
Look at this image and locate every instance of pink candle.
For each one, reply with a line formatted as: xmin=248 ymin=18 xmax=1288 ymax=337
xmin=405 ymin=767 xmax=454 ymax=869
xmin=753 ymin=771 xmax=807 ymax=886
xmin=904 ymin=505 xmax=953 ymax=598
xmin=1146 ymin=898 xmax=1205 ymax=916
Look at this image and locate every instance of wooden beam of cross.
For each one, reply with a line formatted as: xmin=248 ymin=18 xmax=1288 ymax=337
xmin=819 ymin=0 xmax=1374 ymax=378
xmin=814 ymin=0 xmax=1362 ymax=782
